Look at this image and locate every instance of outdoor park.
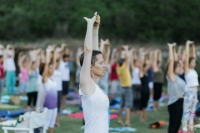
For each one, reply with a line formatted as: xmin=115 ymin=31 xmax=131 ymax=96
xmin=0 ymin=1 xmax=200 ymax=133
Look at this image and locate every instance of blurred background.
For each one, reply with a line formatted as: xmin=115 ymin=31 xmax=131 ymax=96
xmin=0 ymin=1 xmax=200 ymax=133
xmin=0 ymin=0 xmax=200 ymax=44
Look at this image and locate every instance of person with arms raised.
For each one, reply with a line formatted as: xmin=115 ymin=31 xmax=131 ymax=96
xmin=79 ymin=12 xmax=109 ymax=133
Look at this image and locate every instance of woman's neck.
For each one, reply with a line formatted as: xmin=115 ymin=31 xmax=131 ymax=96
xmin=91 ymin=73 xmax=99 ymax=84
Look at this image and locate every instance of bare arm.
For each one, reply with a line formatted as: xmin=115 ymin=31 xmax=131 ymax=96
xmin=139 ymin=51 xmax=145 ymax=78
xmin=173 ymin=45 xmax=178 ymax=61
xmin=191 ymin=43 xmax=196 ymax=59
xmin=42 ymin=50 xmax=51 ymax=83
xmin=167 ymin=43 xmax=176 ymax=81
xmin=92 ymin=17 xmax=100 ymax=51
xmin=122 ymin=45 xmax=129 ymax=65
xmin=103 ymin=39 xmax=110 ymax=65
xmin=184 ymin=40 xmax=194 ymax=74
xmin=79 ymin=13 xmax=98 ymax=95
xmin=153 ymin=50 xmax=158 ymax=72
xmin=110 ymin=48 xmax=117 ymax=65
xmin=99 ymin=39 xmax=105 ymax=53
xmin=76 ymin=47 xmax=82 ymax=66
xmin=130 ymin=48 xmax=136 ymax=71
xmin=18 ymin=52 xmax=24 ymax=71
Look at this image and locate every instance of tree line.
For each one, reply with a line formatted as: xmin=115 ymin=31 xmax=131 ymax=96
xmin=0 ymin=0 xmax=200 ymax=43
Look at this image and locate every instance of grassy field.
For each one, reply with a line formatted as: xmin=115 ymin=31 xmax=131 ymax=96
xmin=1 ymin=104 xmax=200 ymax=133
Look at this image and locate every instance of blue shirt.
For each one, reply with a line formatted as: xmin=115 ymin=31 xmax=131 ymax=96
xmin=147 ymin=68 xmax=154 ymax=82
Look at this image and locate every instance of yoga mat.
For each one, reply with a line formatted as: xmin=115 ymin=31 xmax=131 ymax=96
xmin=7 ymin=109 xmax=26 ymax=117
xmin=109 ymin=127 xmax=137 ymax=132
xmin=0 ymin=110 xmax=8 ymax=117
xmin=68 ymin=112 xmax=118 ymax=120
xmin=0 ymin=104 xmax=21 ymax=110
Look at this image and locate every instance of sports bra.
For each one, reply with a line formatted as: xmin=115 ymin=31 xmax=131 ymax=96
xmin=185 ymin=69 xmax=199 ymax=87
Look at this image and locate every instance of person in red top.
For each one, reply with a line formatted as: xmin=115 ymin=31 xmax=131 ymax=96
xmin=110 ymin=48 xmax=120 ymax=99
xmin=0 ymin=45 xmax=5 ymax=104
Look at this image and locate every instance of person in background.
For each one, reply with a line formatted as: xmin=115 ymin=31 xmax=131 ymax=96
xmin=52 ymin=47 xmax=63 ymax=127
xmin=167 ymin=43 xmax=185 ymax=133
xmin=26 ymin=50 xmax=40 ymax=111
xmin=0 ymin=45 xmax=5 ymax=104
xmin=75 ymin=47 xmax=83 ymax=92
xmin=116 ymin=45 xmax=132 ymax=126
xmin=18 ymin=52 xmax=29 ymax=96
xmin=59 ymin=53 xmax=70 ymax=110
xmin=152 ymin=49 xmax=164 ymax=111
xmin=98 ymin=39 xmax=110 ymax=95
xmin=183 ymin=40 xmax=199 ymax=133
xmin=42 ymin=47 xmax=58 ymax=133
xmin=79 ymin=12 xmax=109 ymax=132
xmin=4 ymin=45 xmax=16 ymax=95
xmin=130 ymin=48 xmax=141 ymax=113
xmin=139 ymin=49 xmax=150 ymax=121
xmin=177 ymin=46 xmax=186 ymax=82
xmin=147 ymin=50 xmax=154 ymax=99
xmin=109 ymin=48 xmax=120 ymax=99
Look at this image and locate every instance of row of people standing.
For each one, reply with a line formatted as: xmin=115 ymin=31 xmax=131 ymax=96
xmin=167 ymin=41 xmax=199 ymax=133
xmin=0 ymin=44 xmax=73 ymax=133
xmin=115 ymin=46 xmax=164 ymax=125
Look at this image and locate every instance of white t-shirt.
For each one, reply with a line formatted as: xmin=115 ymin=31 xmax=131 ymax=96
xmin=4 ymin=58 xmax=16 ymax=71
xmin=132 ymin=67 xmax=141 ymax=85
xmin=52 ymin=69 xmax=62 ymax=91
xmin=58 ymin=60 xmax=70 ymax=81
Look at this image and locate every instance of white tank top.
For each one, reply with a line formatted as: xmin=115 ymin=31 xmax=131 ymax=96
xmin=79 ymin=82 xmax=109 ymax=133
xmin=132 ymin=67 xmax=141 ymax=85
xmin=185 ymin=69 xmax=199 ymax=87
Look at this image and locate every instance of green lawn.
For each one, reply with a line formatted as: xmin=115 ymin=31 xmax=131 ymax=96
xmin=1 ymin=102 xmax=200 ymax=133
xmin=0 ymin=106 xmax=200 ymax=133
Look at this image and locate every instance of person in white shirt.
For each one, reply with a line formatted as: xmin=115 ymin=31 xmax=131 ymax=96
xmin=79 ymin=12 xmax=109 ymax=133
xmin=52 ymin=47 xmax=63 ymax=127
xmin=4 ymin=45 xmax=16 ymax=95
xmin=59 ymin=54 xmax=70 ymax=109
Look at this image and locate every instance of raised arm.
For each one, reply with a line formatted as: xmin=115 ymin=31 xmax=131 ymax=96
xmin=158 ymin=49 xmax=162 ymax=61
xmin=184 ymin=40 xmax=194 ymax=74
xmin=79 ymin=13 xmax=98 ymax=95
xmin=42 ymin=50 xmax=51 ymax=83
xmin=103 ymin=39 xmax=110 ymax=65
xmin=173 ymin=44 xmax=178 ymax=61
xmin=110 ymin=48 xmax=117 ymax=65
xmin=130 ymin=48 xmax=136 ymax=71
xmin=191 ymin=43 xmax=196 ymax=59
xmin=167 ymin=43 xmax=176 ymax=81
xmin=18 ymin=52 xmax=25 ymax=71
xmin=153 ymin=50 xmax=158 ymax=72
xmin=92 ymin=15 xmax=100 ymax=51
xmin=139 ymin=51 xmax=145 ymax=77
xmin=122 ymin=45 xmax=129 ymax=65
xmin=100 ymin=39 xmax=106 ymax=53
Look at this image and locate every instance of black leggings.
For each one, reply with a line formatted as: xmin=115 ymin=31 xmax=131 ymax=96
xmin=153 ymin=83 xmax=163 ymax=101
xmin=27 ymin=92 xmax=38 ymax=106
xmin=140 ymin=89 xmax=149 ymax=110
xmin=168 ymin=98 xmax=183 ymax=133
xmin=132 ymin=85 xmax=141 ymax=111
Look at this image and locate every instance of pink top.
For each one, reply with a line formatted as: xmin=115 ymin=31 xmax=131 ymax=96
xmin=20 ymin=68 xmax=29 ymax=81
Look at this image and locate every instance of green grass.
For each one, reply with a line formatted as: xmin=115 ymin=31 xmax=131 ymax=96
xmin=1 ymin=102 xmax=200 ymax=133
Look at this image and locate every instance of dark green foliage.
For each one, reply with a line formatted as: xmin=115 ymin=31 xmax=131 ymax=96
xmin=0 ymin=0 xmax=200 ymax=43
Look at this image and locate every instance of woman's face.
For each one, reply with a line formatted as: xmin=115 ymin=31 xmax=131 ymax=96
xmin=48 ymin=64 xmax=54 ymax=76
xmin=174 ymin=64 xmax=181 ymax=74
xmin=32 ymin=62 xmax=37 ymax=70
xmin=189 ymin=59 xmax=196 ymax=69
xmin=91 ymin=54 xmax=106 ymax=77
xmin=157 ymin=62 xmax=162 ymax=68
xmin=23 ymin=62 xmax=27 ymax=68
xmin=134 ymin=60 xmax=140 ymax=67
xmin=143 ymin=64 xmax=149 ymax=73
